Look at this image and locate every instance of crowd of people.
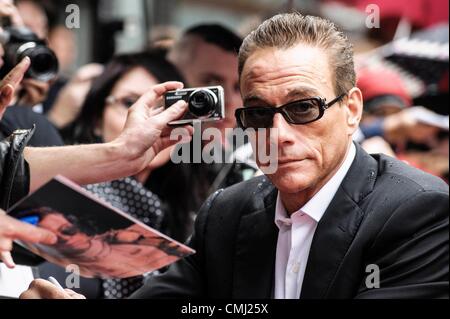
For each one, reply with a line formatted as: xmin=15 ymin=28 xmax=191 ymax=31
xmin=0 ymin=0 xmax=448 ymax=300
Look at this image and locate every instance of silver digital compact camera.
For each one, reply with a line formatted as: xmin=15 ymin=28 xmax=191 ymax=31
xmin=164 ymin=86 xmax=225 ymax=125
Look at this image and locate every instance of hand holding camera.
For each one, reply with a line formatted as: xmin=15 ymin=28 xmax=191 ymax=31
xmin=112 ymin=81 xmax=194 ymax=172
xmin=0 ymin=26 xmax=58 ymax=82
xmin=1 ymin=2 xmax=59 ymax=107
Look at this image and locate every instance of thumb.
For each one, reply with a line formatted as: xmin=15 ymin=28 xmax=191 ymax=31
xmin=1 ymin=57 xmax=31 ymax=88
xmin=135 ymin=81 xmax=184 ymax=111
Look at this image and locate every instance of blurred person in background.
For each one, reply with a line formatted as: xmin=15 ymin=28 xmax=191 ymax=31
xmin=357 ymin=67 xmax=412 ymax=156
xmin=48 ymin=25 xmax=77 ymax=77
xmin=12 ymin=0 xmax=79 ymax=115
xmin=357 ymin=67 xmax=449 ymax=181
xmin=15 ymin=0 xmax=76 ymax=115
xmin=0 ymin=0 xmax=63 ymax=146
xmin=148 ymin=25 xmax=180 ymax=51
xmin=168 ymin=24 xmax=243 ymax=147
xmin=8 ymin=0 xmax=52 ymax=109
xmin=43 ymin=24 xmax=81 ymax=117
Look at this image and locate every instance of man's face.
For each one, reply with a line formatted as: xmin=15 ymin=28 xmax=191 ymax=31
xmin=38 ymin=213 xmax=91 ymax=251
xmin=179 ymin=39 xmax=242 ymax=134
xmin=240 ymin=43 xmax=357 ymax=195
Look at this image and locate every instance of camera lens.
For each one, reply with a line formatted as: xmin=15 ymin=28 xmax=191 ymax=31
xmin=0 ymin=26 xmax=59 ymax=82
xmin=24 ymin=46 xmax=59 ymax=82
xmin=188 ymin=89 xmax=217 ymax=117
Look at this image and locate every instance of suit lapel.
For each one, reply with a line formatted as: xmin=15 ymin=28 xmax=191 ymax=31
xmin=232 ymin=187 xmax=278 ymax=298
xmin=301 ymin=144 xmax=379 ymax=299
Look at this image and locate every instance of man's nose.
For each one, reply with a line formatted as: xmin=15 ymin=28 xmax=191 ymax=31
xmin=273 ymin=113 xmax=295 ymax=145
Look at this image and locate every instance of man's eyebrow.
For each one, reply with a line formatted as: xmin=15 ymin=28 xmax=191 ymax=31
xmin=243 ymin=95 xmax=271 ymax=107
xmin=243 ymin=86 xmax=321 ymax=106
xmin=286 ymin=86 xmax=321 ymax=99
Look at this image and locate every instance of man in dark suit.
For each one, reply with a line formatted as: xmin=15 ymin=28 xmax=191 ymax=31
xmin=21 ymin=12 xmax=448 ymax=299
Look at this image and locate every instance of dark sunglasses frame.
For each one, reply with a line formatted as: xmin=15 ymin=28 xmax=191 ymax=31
xmin=235 ymin=93 xmax=347 ymax=129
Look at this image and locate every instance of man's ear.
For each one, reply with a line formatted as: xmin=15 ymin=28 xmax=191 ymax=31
xmin=345 ymin=87 xmax=363 ymax=135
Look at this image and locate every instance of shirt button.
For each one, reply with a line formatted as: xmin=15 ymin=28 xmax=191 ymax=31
xmin=292 ymin=262 xmax=300 ymax=274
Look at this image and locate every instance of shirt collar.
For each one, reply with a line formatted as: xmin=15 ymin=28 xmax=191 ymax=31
xmin=275 ymin=142 xmax=356 ymax=228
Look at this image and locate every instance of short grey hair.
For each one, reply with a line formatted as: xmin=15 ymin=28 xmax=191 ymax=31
xmin=238 ymin=12 xmax=355 ymax=96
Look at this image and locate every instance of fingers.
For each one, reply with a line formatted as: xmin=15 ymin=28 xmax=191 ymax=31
xmin=0 ymin=57 xmax=31 ymax=89
xmin=148 ymin=106 xmax=165 ymax=117
xmin=152 ymin=81 xmax=184 ymax=97
xmin=152 ymin=100 xmax=189 ymax=129
xmin=0 ymin=1 xmax=24 ymax=26
xmin=13 ymin=224 xmax=58 ymax=245
xmin=137 ymin=81 xmax=184 ymax=109
xmin=20 ymin=279 xmax=72 ymax=299
xmin=0 ymin=251 xmax=15 ymax=268
xmin=64 ymin=289 xmax=86 ymax=299
xmin=152 ymin=126 xmax=193 ymax=155
xmin=160 ymin=123 xmax=194 ymax=139
xmin=0 ymin=84 xmax=14 ymax=110
xmin=0 ymin=214 xmax=57 ymax=245
xmin=0 ymin=57 xmax=31 ymax=110
xmin=158 ymin=134 xmax=193 ymax=152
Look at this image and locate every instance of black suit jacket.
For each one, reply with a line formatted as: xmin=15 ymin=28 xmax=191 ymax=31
xmin=132 ymin=143 xmax=449 ymax=299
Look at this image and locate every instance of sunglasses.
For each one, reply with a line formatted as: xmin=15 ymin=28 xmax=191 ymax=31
xmin=235 ymin=94 xmax=346 ymax=129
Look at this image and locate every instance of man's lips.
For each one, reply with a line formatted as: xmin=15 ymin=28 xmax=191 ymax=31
xmin=277 ymin=158 xmax=305 ymax=165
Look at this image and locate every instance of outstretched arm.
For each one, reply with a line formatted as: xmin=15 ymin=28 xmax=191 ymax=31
xmin=24 ymin=82 xmax=192 ymax=192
